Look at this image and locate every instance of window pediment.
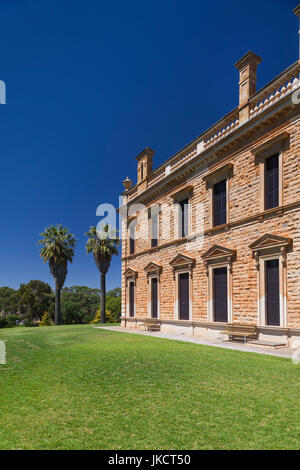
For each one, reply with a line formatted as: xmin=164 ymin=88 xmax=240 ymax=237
xmin=249 ymin=233 xmax=292 ymax=252
xmin=170 ymin=253 xmax=195 ymax=269
xmin=123 ymin=268 xmax=138 ymax=279
xmin=144 ymin=262 xmax=162 ymax=275
xmin=202 ymin=244 xmax=236 ymax=261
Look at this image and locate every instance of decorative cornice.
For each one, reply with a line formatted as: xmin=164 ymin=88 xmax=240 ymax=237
xmin=249 ymin=233 xmax=292 ymax=252
xmin=203 ymin=163 xmax=233 ymax=186
xmin=123 ymin=267 xmax=138 ymax=279
xmin=251 ymin=131 xmax=290 ymax=157
xmin=202 ymin=244 xmax=236 ymax=259
xmin=144 ymin=262 xmax=162 ymax=275
xmin=170 ymin=253 xmax=195 ymax=270
xmin=124 ymin=96 xmax=298 ymax=207
xmin=170 ymin=184 xmax=194 ymax=200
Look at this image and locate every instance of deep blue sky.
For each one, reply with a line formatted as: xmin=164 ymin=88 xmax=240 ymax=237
xmin=0 ymin=0 xmax=298 ymax=291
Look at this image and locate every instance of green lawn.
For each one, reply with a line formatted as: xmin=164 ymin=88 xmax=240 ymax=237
xmin=0 ymin=324 xmax=299 ymax=450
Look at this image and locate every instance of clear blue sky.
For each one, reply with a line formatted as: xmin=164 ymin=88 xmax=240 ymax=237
xmin=0 ymin=0 xmax=298 ymax=291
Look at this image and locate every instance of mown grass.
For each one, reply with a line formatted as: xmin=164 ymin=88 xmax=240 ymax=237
xmin=0 ymin=324 xmax=299 ymax=449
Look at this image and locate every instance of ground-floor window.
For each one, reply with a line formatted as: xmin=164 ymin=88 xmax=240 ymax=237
xmin=151 ymin=277 xmax=158 ymax=318
xmin=213 ymin=267 xmax=228 ymax=323
xmin=129 ymin=281 xmax=135 ymax=318
xmin=202 ymin=245 xmax=235 ymax=324
xmin=170 ymin=253 xmax=195 ymax=321
xmin=250 ymin=233 xmax=291 ymax=328
xmin=179 ymin=272 xmax=189 ymax=320
xmin=265 ymin=259 xmax=280 ymax=326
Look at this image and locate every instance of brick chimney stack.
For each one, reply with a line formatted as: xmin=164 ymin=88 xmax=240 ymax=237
xmin=235 ymin=51 xmax=262 ymax=124
xmin=136 ymin=147 xmax=155 ymax=193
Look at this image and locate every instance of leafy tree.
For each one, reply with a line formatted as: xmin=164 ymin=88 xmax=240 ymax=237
xmin=18 ymin=280 xmax=53 ymax=321
xmin=61 ymin=300 xmax=83 ymax=325
xmin=85 ymin=225 xmax=120 ymax=323
xmin=61 ymin=285 xmax=100 ymax=323
xmin=107 ymin=287 xmax=121 ymax=298
xmin=39 ymin=225 xmax=77 ymax=325
xmin=0 ymin=287 xmax=19 ymax=315
xmin=106 ymin=294 xmax=121 ymax=322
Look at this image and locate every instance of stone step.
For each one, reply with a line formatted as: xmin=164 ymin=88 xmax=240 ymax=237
xmin=249 ymin=340 xmax=287 ymax=348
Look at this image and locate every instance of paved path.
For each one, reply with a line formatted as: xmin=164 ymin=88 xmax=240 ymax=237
xmin=94 ymin=326 xmax=296 ymax=359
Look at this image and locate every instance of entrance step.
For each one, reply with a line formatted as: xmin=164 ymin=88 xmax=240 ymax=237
xmin=249 ymin=340 xmax=287 ymax=348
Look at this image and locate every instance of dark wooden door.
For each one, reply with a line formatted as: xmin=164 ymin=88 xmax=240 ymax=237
xmin=214 ymin=267 xmax=228 ymax=322
xmin=129 ymin=282 xmax=135 ymax=317
xmin=151 ymin=278 xmax=158 ymax=318
xmin=265 ymin=259 xmax=280 ymax=326
xmin=179 ymin=273 xmax=189 ymax=320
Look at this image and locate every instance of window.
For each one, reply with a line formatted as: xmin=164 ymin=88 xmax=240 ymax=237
xmin=140 ymin=162 xmax=144 ymax=181
xmin=151 ymin=277 xmax=158 ymax=318
xmin=170 ymin=253 xmax=195 ymax=321
xmin=250 ymin=233 xmax=291 ymax=328
xmin=151 ymin=212 xmax=159 ymax=248
xmin=129 ymin=281 xmax=135 ymax=317
xmin=202 ymin=245 xmax=235 ymax=323
xmin=252 ymin=132 xmax=288 ymax=213
xmin=213 ymin=267 xmax=228 ymax=322
xmin=178 ymin=272 xmax=189 ymax=320
xmin=265 ymin=154 xmax=279 ymax=210
xmin=129 ymin=225 xmax=135 ymax=254
xmin=213 ymin=179 xmax=227 ymax=226
xmin=265 ymin=259 xmax=280 ymax=326
xmin=179 ymin=198 xmax=189 ymax=238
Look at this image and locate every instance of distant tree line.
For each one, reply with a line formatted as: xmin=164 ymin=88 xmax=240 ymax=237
xmin=0 ymin=281 xmax=121 ymax=327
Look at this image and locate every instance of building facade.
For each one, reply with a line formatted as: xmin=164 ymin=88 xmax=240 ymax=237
xmin=120 ymin=7 xmax=300 ymax=345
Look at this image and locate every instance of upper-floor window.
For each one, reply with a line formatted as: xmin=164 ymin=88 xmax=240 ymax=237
xmin=265 ymin=154 xmax=279 ymax=210
xmin=179 ymin=198 xmax=189 ymax=238
xmin=151 ymin=212 xmax=159 ymax=248
xmin=213 ymin=179 xmax=227 ymax=226
xmin=129 ymin=224 xmax=135 ymax=254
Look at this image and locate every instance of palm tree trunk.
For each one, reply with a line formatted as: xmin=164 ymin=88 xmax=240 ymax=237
xmin=55 ymin=287 xmax=61 ymax=325
xmin=100 ymin=272 xmax=106 ymax=324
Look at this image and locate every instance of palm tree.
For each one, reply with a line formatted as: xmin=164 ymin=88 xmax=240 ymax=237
xmin=85 ymin=224 xmax=120 ymax=323
xmin=39 ymin=225 xmax=77 ymax=325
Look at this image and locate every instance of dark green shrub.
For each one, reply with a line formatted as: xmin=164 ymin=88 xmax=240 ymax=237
xmin=5 ymin=314 xmax=20 ymax=327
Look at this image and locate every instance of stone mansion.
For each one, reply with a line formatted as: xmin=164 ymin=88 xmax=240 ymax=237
xmin=120 ymin=5 xmax=300 ymax=345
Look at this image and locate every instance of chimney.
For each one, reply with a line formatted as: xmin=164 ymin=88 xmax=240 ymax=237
xmin=235 ymin=51 xmax=262 ymax=124
xmin=136 ymin=147 xmax=155 ymax=192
